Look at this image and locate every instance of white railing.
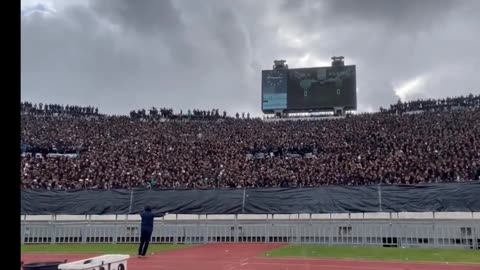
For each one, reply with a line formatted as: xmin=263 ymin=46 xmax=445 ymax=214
xmin=21 ymin=211 xmax=480 ymax=223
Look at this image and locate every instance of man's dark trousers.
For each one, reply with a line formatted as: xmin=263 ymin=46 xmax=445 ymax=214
xmin=138 ymin=229 xmax=152 ymax=256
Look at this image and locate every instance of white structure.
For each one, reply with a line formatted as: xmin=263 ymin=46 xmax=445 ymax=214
xmin=21 ymin=213 xmax=480 ymax=250
xmin=21 ymin=212 xmax=480 ymax=222
xmin=58 ymin=255 xmax=129 ymax=270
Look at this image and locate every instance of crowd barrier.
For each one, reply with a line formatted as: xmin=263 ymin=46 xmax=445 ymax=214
xmin=21 ymin=212 xmax=480 ymax=250
xmin=22 ymin=183 xmax=480 ymax=215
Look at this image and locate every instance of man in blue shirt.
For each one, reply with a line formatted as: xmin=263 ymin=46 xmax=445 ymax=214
xmin=138 ymin=206 xmax=167 ymax=257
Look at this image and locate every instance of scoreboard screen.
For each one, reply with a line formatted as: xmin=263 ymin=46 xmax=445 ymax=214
xmin=262 ymin=69 xmax=288 ymax=110
xmin=262 ymin=65 xmax=356 ymax=112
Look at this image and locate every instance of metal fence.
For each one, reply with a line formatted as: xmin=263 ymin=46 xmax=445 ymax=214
xmin=21 ymin=219 xmax=479 ymax=250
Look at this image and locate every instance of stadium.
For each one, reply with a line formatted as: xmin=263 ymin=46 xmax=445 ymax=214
xmin=20 ymin=57 xmax=480 ymax=270
xmin=20 ymin=1 xmax=480 ymax=269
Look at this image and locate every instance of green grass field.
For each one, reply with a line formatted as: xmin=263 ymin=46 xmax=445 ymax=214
xmin=265 ymin=245 xmax=480 ymax=264
xmin=21 ymin=244 xmax=190 ymax=255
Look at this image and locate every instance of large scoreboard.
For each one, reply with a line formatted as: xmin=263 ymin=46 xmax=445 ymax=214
xmin=262 ymin=62 xmax=357 ymax=113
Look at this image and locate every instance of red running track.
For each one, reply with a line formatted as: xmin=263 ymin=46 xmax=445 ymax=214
xmin=22 ymin=244 xmax=480 ymax=270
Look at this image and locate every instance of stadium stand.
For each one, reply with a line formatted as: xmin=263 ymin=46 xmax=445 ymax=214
xmin=20 ymin=96 xmax=480 ymax=190
xmin=380 ymin=94 xmax=480 ymax=114
xmin=19 ymin=98 xmax=480 ymax=250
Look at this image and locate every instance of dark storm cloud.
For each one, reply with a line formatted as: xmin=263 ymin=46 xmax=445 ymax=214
xmin=279 ymin=0 xmax=456 ymax=34
xmin=21 ymin=7 xmax=148 ymax=113
xmin=319 ymin=0 xmax=455 ymax=31
xmin=210 ymin=8 xmax=250 ymax=63
xmin=90 ymin=0 xmax=197 ymax=67
xmin=21 ymin=0 xmax=267 ymax=115
xmin=275 ymin=0 xmax=480 ymax=109
xmin=90 ymin=0 xmax=184 ymax=35
xmin=21 ymin=0 xmax=480 ymax=115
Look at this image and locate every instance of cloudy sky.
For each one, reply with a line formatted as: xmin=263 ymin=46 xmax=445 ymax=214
xmin=21 ymin=0 xmax=480 ymax=115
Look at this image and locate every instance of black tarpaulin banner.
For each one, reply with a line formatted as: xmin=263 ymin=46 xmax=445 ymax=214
xmin=21 ymin=182 xmax=480 ymax=215
xmin=129 ymin=189 xmax=244 ymax=215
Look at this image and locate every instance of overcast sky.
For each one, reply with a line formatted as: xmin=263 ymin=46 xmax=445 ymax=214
xmin=21 ymin=0 xmax=480 ymax=115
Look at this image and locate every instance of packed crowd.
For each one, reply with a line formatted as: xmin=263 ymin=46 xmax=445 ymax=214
xmin=129 ymin=107 xmax=231 ymax=120
xmin=21 ymin=102 xmax=99 ymax=116
xmin=381 ymin=94 xmax=480 ymax=114
xmin=20 ymin=99 xmax=480 ymax=190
